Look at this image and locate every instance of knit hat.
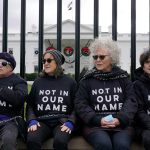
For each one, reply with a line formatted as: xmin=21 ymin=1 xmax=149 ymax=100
xmin=44 ymin=50 xmax=65 ymax=66
xmin=0 ymin=52 xmax=16 ymax=70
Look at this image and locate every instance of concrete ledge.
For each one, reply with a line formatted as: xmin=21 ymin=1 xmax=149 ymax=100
xmin=14 ymin=136 xmax=144 ymax=150
xmin=16 ymin=137 xmax=92 ymax=150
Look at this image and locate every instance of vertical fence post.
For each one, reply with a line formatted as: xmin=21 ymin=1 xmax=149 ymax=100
xmin=75 ymin=0 xmax=80 ymax=82
xmin=2 ymin=0 xmax=8 ymax=52
xmin=94 ymin=0 xmax=99 ymax=38
xmin=131 ymin=0 xmax=136 ymax=81
xmin=149 ymin=0 xmax=150 ymax=48
xmin=38 ymin=0 xmax=44 ymax=73
xmin=57 ymin=0 xmax=62 ymax=52
xmin=20 ymin=0 xmax=26 ymax=78
xmin=112 ymin=0 xmax=117 ymax=41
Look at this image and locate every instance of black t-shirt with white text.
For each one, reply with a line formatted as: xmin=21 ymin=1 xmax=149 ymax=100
xmin=28 ymin=75 xmax=77 ymax=122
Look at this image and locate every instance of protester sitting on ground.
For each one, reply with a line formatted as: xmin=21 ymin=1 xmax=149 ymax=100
xmin=75 ymin=38 xmax=138 ymax=150
xmin=0 ymin=52 xmax=28 ymax=150
xmin=26 ymin=50 xmax=77 ymax=150
xmin=134 ymin=49 xmax=150 ymax=150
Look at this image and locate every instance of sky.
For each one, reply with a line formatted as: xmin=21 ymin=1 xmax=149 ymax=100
xmin=0 ymin=0 xmax=149 ymax=34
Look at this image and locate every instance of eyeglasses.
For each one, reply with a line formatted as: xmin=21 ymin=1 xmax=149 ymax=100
xmin=92 ymin=55 xmax=109 ymax=60
xmin=42 ymin=58 xmax=54 ymax=64
xmin=0 ymin=61 xmax=11 ymax=67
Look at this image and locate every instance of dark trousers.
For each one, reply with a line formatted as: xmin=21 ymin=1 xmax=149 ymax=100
xmin=27 ymin=122 xmax=71 ymax=150
xmin=0 ymin=121 xmax=18 ymax=150
xmin=142 ymin=130 xmax=150 ymax=150
xmin=84 ymin=129 xmax=133 ymax=150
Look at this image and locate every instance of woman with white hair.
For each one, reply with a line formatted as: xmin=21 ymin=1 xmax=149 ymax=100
xmin=75 ymin=38 xmax=137 ymax=150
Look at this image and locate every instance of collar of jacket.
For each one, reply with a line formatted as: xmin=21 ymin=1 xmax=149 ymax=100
xmin=81 ymin=66 xmax=129 ymax=81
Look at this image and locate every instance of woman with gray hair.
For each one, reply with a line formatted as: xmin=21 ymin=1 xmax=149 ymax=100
xmin=26 ymin=50 xmax=77 ymax=150
xmin=75 ymin=38 xmax=137 ymax=150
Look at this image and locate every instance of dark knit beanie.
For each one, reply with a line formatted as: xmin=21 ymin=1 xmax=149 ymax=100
xmin=44 ymin=50 xmax=65 ymax=66
xmin=0 ymin=52 xmax=16 ymax=70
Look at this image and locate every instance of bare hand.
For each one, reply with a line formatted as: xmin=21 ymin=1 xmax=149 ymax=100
xmin=111 ymin=118 xmax=120 ymax=126
xmin=101 ymin=118 xmax=115 ymax=128
xmin=60 ymin=124 xmax=72 ymax=134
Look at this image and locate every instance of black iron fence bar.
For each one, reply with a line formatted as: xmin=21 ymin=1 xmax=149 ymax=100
xmin=131 ymin=0 xmax=136 ymax=81
xmin=149 ymin=0 xmax=150 ymax=48
xmin=57 ymin=0 xmax=62 ymax=52
xmin=2 ymin=0 xmax=8 ymax=52
xmin=20 ymin=0 xmax=26 ymax=78
xmin=2 ymin=0 xmax=144 ymax=81
xmin=75 ymin=0 xmax=80 ymax=82
xmin=112 ymin=0 xmax=117 ymax=41
xmin=94 ymin=0 xmax=99 ymax=38
xmin=38 ymin=0 xmax=44 ymax=73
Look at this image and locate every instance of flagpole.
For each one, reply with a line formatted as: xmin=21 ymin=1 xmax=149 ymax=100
xmin=68 ymin=0 xmax=74 ymax=21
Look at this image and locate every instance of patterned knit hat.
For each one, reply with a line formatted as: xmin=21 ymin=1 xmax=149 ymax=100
xmin=0 ymin=52 xmax=16 ymax=70
xmin=44 ymin=50 xmax=65 ymax=66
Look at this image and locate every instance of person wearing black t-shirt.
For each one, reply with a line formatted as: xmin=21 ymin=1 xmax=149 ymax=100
xmin=75 ymin=38 xmax=138 ymax=150
xmin=0 ymin=52 xmax=27 ymax=150
xmin=26 ymin=50 xmax=77 ymax=150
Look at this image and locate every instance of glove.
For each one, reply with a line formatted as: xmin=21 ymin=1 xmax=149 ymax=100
xmin=64 ymin=121 xmax=74 ymax=131
xmin=28 ymin=119 xmax=39 ymax=128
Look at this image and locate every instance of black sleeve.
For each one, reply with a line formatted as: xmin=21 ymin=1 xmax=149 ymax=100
xmin=115 ymin=78 xmax=138 ymax=127
xmin=0 ymin=78 xmax=28 ymax=107
xmin=67 ymin=80 xmax=78 ymax=124
xmin=75 ymin=80 xmax=100 ymax=126
xmin=26 ymin=82 xmax=37 ymax=121
xmin=134 ymin=81 xmax=150 ymax=129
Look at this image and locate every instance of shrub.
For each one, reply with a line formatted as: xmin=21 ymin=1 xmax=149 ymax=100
xmin=25 ymin=73 xmax=38 ymax=81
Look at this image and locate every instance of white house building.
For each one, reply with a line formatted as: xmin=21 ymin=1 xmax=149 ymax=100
xmin=0 ymin=19 xmax=149 ymax=74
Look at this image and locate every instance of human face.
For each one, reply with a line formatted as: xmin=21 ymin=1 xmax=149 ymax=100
xmin=93 ymin=48 xmax=112 ymax=72
xmin=0 ymin=59 xmax=13 ymax=78
xmin=43 ymin=53 xmax=57 ymax=75
xmin=143 ymin=58 xmax=150 ymax=77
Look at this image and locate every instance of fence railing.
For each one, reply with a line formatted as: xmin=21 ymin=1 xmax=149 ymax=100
xmin=1 ymin=0 xmax=150 ymax=81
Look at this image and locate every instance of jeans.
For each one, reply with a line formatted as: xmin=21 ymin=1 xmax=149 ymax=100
xmin=27 ymin=122 xmax=71 ymax=150
xmin=85 ymin=129 xmax=133 ymax=150
xmin=0 ymin=121 xmax=18 ymax=150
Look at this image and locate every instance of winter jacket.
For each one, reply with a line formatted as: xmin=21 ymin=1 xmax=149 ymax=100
xmin=75 ymin=66 xmax=137 ymax=131
xmin=0 ymin=73 xmax=27 ymax=117
xmin=134 ymin=67 xmax=150 ymax=129
xmin=0 ymin=73 xmax=28 ymax=141
xmin=26 ymin=74 xmax=77 ymax=125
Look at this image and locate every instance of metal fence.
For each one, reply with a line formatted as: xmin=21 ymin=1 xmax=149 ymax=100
xmin=1 ymin=0 xmax=150 ymax=81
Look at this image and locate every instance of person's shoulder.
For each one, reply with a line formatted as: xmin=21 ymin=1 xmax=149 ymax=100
xmin=32 ymin=76 xmax=43 ymax=84
xmin=61 ymin=75 xmax=77 ymax=88
xmin=133 ymin=79 xmax=143 ymax=87
xmin=12 ymin=73 xmax=27 ymax=83
xmin=78 ymin=77 xmax=91 ymax=88
xmin=62 ymin=74 xmax=76 ymax=82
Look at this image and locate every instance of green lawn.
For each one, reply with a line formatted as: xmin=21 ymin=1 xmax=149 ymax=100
xmin=28 ymin=84 xmax=32 ymax=94
xmin=24 ymin=84 xmax=32 ymax=120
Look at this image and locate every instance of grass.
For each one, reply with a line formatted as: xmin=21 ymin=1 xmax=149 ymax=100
xmin=24 ymin=84 xmax=32 ymax=120
xmin=28 ymin=84 xmax=32 ymax=94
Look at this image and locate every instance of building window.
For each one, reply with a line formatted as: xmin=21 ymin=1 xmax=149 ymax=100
xmin=34 ymin=48 xmax=38 ymax=56
xmin=8 ymin=48 xmax=13 ymax=55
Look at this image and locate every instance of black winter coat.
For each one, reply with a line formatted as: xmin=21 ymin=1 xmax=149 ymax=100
xmin=134 ymin=67 xmax=150 ymax=129
xmin=0 ymin=73 xmax=28 ymax=141
xmin=75 ymin=66 xmax=138 ymax=131
xmin=26 ymin=74 xmax=77 ymax=125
